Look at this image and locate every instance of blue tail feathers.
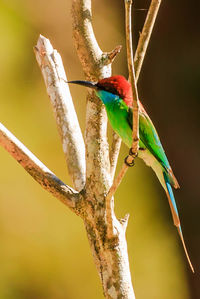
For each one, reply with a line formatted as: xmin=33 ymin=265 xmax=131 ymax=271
xmin=163 ymin=172 xmax=180 ymax=227
xmin=163 ymin=172 xmax=194 ymax=272
xmin=163 ymin=172 xmax=179 ymax=217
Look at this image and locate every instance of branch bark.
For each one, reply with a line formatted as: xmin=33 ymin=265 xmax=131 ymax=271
xmin=71 ymin=0 xmax=111 ymax=194
xmin=34 ymin=35 xmax=86 ymax=192
xmin=0 ymin=123 xmax=81 ymax=212
xmin=71 ymin=1 xmax=135 ymax=298
xmin=109 ymin=131 xmax=122 ymax=180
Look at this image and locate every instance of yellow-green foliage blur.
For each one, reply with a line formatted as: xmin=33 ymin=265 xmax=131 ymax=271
xmin=0 ymin=0 xmax=199 ymax=298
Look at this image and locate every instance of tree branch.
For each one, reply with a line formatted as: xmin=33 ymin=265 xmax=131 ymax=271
xmin=107 ymin=0 xmax=162 ymax=204
xmin=103 ymin=45 xmax=122 ymax=66
xmin=71 ymin=1 xmax=135 ymax=298
xmin=34 ymin=35 xmax=86 ymax=192
xmin=0 ymin=123 xmax=81 ymax=212
xmin=110 ymin=131 xmax=122 ymax=181
xmin=109 ymin=0 xmax=162 ymax=181
xmin=0 ymin=0 xmax=163 ymax=297
xmin=72 ymin=0 xmax=114 ymax=232
xmin=134 ymin=0 xmax=162 ymax=82
xmin=125 ymin=0 xmax=140 ymax=156
xmin=106 ymin=0 xmax=139 ymax=213
xmin=72 ymin=0 xmax=111 ymax=194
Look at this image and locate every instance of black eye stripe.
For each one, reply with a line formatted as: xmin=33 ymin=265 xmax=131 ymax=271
xmin=96 ymin=83 xmax=121 ymax=97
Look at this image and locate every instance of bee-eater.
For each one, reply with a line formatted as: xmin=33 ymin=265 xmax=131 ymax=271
xmin=68 ymin=75 xmax=194 ymax=272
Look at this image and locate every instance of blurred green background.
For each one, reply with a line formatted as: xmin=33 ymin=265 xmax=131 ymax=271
xmin=0 ymin=0 xmax=199 ymax=298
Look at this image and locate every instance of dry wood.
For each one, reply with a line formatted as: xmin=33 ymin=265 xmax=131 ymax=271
xmin=71 ymin=1 xmax=135 ymax=297
xmin=0 ymin=123 xmax=80 ymax=212
xmin=107 ymin=0 xmax=162 ymax=206
xmin=109 ymin=0 xmax=162 ymax=180
xmin=0 ymin=0 xmax=163 ymax=298
xmin=34 ymin=35 xmax=85 ymax=192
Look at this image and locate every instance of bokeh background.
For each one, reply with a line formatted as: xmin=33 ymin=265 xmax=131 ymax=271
xmin=0 ymin=0 xmax=199 ymax=298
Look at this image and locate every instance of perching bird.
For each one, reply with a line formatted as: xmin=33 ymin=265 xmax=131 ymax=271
xmin=68 ymin=75 xmax=194 ymax=272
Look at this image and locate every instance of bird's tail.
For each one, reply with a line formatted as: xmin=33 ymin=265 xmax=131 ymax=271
xmin=163 ymin=172 xmax=194 ymax=273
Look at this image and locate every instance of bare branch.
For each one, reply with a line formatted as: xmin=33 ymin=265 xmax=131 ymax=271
xmin=109 ymin=0 xmax=162 ymax=180
xmin=106 ymin=164 xmax=129 ymax=231
xmin=0 ymin=123 xmax=81 ymax=212
xmin=106 ymin=1 xmax=139 ymax=206
xmin=72 ymin=0 xmax=115 ymax=237
xmin=109 ymin=132 xmax=122 ymax=181
xmin=107 ymin=0 xmax=162 ymax=202
xmin=72 ymin=0 xmax=111 ymax=79
xmin=85 ymin=214 xmax=135 ymax=299
xmin=72 ymin=0 xmax=115 ymax=208
xmin=125 ymin=0 xmax=140 ymax=156
xmin=120 ymin=213 xmax=130 ymax=232
xmin=134 ymin=0 xmax=162 ymax=81
xmin=34 ymin=35 xmax=85 ymax=192
xmin=0 ymin=0 xmax=164 ymax=296
xmin=72 ymin=0 xmax=112 ymax=194
xmin=71 ymin=1 xmax=135 ymax=298
xmin=103 ymin=45 xmax=122 ymax=66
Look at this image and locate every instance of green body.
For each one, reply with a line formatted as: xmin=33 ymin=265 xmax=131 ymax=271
xmin=97 ymin=90 xmax=174 ymax=189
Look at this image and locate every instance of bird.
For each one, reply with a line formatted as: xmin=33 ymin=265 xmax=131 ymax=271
xmin=68 ymin=75 xmax=194 ymax=272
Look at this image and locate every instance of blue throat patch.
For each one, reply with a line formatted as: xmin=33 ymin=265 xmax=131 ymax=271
xmin=96 ymin=90 xmax=119 ymax=105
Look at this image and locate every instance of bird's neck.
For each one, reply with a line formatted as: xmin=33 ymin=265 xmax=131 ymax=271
xmin=96 ymin=90 xmax=120 ymax=106
xmin=96 ymin=90 xmax=134 ymax=109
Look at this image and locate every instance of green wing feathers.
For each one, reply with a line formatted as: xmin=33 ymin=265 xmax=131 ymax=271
xmin=127 ymin=105 xmax=179 ymax=189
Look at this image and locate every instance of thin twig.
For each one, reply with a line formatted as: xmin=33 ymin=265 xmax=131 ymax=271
xmin=34 ymin=35 xmax=85 ymax=192
xmin=134 ymin=0 xmax=162 ymax=82
xmin=106 ymin=164 xmax=129 ymax=214
xmin=109 ymin=0 xmax=162 ymax=178
xmin=106 ymin=0 xmax=162 ymax=202
xmin=0 ymin=123 xmax=81 ymax=212
xmin=107 ymin=0 xmax=139 ymax=203
xmin=103 ymin=45 xmax=122 ymax=65
xmin=110 ymin=131 xmax=122 ymax=180
xmin=125 ymin=0 xmax=140 ymax=155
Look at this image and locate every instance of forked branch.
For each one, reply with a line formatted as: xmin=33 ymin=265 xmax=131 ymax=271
xmin=107 ymin=0 xmax=162 ymax=203
xmin=109 ymin=0 xmax=162 ymax=179
xmin=71 ymin=1 xmax=135 ymax=298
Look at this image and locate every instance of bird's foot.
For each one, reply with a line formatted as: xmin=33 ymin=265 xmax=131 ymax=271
xmin=124 ymin=155 xmax=135 ymax=167
xmin=129 ymin=147 xmax=138 ymax=158
xmin=124 ymin=147 xmax=138 ymax=167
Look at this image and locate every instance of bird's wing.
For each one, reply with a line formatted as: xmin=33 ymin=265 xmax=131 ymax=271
xmin=127 ymin=105 xmax=179 ymax=188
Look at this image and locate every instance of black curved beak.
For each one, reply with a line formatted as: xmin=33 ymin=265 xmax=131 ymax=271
xmin=67 ymin=80 xmax=98 ymax=90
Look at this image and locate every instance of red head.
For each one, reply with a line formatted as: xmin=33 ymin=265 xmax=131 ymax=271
xmin=96 ymin=75 xmax=133 ymax=107
xmin=67 ymin=75 xmax=133 ymax=107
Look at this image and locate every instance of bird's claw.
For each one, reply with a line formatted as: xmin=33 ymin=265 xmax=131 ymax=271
xmin=129 ymin=147 xmax=138 ymax=158
xmin=124 ymin=155 xmax=135 ymax=167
